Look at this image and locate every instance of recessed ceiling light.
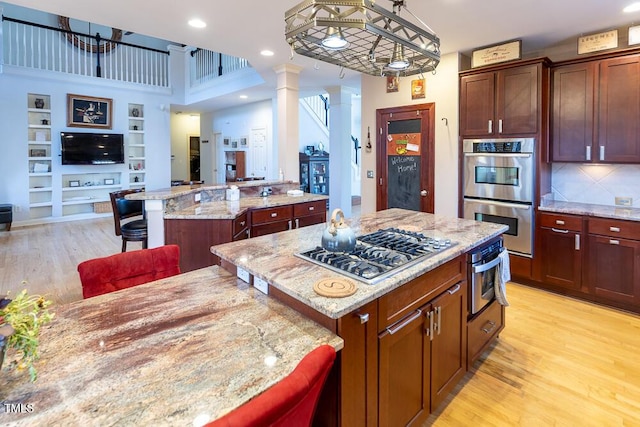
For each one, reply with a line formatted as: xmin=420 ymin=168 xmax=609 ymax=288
xmin=260 ymin=50 xmax=274 ymax=56
xmin=188 ymin=19 xmax=206 ymax=28
xmin=239 ymin=95 xmax=248 ymax=99
xmin=624 ymin=2 xmax=640 ymax=12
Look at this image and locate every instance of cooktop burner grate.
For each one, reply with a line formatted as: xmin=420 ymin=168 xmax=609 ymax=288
xmin=296 ymin=228 xmax=456 ymax=285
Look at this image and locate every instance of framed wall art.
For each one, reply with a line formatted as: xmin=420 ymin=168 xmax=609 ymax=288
xmin=411 ymin=79 xmax=425 ymax=100
xmin=386 ymin=76 xmax=399 ymax=93
xmin=67 ymin=94 xmax=112 ymax=129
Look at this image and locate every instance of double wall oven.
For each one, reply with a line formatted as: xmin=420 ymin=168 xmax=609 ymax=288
xmin=462 ymin=137 xmax=535 ymax=257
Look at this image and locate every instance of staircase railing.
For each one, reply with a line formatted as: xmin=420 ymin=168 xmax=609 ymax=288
xmin=302 ymin=94 xmax=329 ymax=127
xmin=2 ymin=16 xmax=170 ymax=87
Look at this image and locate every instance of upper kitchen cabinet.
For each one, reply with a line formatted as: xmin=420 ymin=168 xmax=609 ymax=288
xmin=551 ymin=50 xmax=640 ymax=163
xmin=460 ymin=59 xmax=549 ymax=137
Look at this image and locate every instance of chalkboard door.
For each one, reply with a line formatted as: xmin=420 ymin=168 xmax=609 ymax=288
xmin=376 ymin=104 xmax=435 ymax=213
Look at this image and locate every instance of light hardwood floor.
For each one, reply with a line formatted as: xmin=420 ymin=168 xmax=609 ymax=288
xmin=2 ymin=219 xmax=640 ymax=426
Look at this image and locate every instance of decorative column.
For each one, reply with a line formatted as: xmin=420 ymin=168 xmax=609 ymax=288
xmin=326 ymin=86 xmax=353 ymax=217
xmin=274 ymin=64 xmax=303 ymax=181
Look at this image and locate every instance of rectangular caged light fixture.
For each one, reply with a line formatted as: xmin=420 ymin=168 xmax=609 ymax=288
xmin=284 ymin=0 xmax=441 ymax=77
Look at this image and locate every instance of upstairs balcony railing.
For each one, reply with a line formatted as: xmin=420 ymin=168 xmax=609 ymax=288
xmin=190 ymin=48 xmax=250 ymax=87
xmin=2 ymin=16 xmax=170 ymax=87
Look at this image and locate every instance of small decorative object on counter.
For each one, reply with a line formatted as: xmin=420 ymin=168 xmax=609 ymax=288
xmin=34 ymin=98 xmax=44 ymax=109
xmin=0 ymin=288 xmax=54 ymax=381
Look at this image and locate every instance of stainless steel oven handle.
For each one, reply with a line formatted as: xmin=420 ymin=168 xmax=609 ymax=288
xmin=465 ymin=198 xmax=532 ymax=210
xmin=473 ymin=255 xmax=502 ymax=274
xmin=463 ymin=153 xmax=532 ymax=158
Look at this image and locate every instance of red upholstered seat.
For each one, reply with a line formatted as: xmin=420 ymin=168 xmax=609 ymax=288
xmin=77 ymin=245 xmax=181 ymax=299
xmin=207 ymin=344 xmax=336 ymax=427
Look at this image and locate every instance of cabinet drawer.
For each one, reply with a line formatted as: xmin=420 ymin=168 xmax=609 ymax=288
xmin=251 ymin=205 xmax=293 ymax=225
xmin=539 ymin=212 xmax=582 ymax=231
xmin=293 ymin=200 xmax=326 ymax=218
xmin=588 ymin=217 xmax=640 ymax=240
xmin=232 ymin=211 xmax=249 ymax=236
xmin=468 ymin=299 xmax=504 ymax=363
xmin=378 ymin=255 xmax=464 ymax=330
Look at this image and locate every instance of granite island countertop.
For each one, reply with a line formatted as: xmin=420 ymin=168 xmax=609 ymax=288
xmin=539 ymin=200 xmax=640 ymax=222
xmin=0 ymin=266 xmax=342 ymax=426
xmin=126 ymin=180 xmax=295 ymax=201
xmin=211 ymin=208 xmax=508 ymax=319
xmin=165 ymin=194 xmax=328 ymax=220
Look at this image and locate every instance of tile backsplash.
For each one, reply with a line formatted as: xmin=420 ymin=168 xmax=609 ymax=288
xmin=551 ymin=163 xmax=640 ymax=208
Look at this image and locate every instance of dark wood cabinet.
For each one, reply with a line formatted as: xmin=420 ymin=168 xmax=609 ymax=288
xmin=598 ymin=54 xmax=640 ymax=163
xmin=377 ymin=256 xmax=466 ymax=426
xmin=293 ymin=200 xmax=326 ymax=228
xmin=250 ymin=205 xmax=293 ymax=237
xmin=538 ymin=212 xmax=583 ymax=290
xmin=551 ymin=52 xmax=640 ymax=163
xmin=586 ymin=218 xmax=640 ymax=306
xmin=299 ymin=153 xmax=329 ymax=195
xmin=551 ymin=62 xmax=596 ymax=162
xmin=467 ymin=299 xmax=504 ymax=366
xmin=165 ymin=218 xmax=232 ymax=272
xmin=460 ymin=63 xmax=541 ymax=137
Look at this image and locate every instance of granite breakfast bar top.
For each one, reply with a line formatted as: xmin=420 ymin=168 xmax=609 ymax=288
xmin=164 ymin=193 xmax=328 ymax=220
xmin=211 ymin=208 xmax=508 ymax=319
xmin=0 ymin=266 xmax=343 ymax=426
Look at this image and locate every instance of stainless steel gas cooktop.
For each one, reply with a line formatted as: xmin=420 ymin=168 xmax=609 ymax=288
xmin=296 ymin=228 xmax=456 ymax=285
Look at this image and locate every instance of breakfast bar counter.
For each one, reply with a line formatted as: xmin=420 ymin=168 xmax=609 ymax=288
xmin=0 ymin=266 xmax=343 ymax=426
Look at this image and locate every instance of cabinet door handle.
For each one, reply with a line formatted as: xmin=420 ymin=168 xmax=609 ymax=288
xmin=586 ymin=146 xmax=591 ymax=161
xmin=551 ymin=228 xmax=569 ymax=234
xmin=609 ymin=239 xmax=620 ymax=245
xmin=288 ymin=220 xmax=292 ymax=230
xmin=435 ymin=306 xmax=442 ymax=335
xmin=295 ymin=218 xmax=299 ymax=228
xmin=448 ymin=283 xmax=461 ymax=295
xmin=358 ymin=313 xmax=369 ymax=324
xmin=240 ymin=220 xmax=245 ymax=226
xmin=481 ymin=320 xmax=496 ymax=334
xmin=575 ymin=234 xmax=580 ymax=251
xmin=270 ymin=212 xmax=278 ymax=218
xmin=609 ymin=227 xmax=620 ymax=233
xmin=600 ymin=145 xmax=605 ymax=161
xmin=488 ymin=120 xmax=493 ymax=133
xmin=309 ymin=206 xmax=315 ymax=211
xmin=386 ymin=309 xmax=422 ymax=335
xmin=498 ymin=119 xmax=503 ymax=134
xmin=555 ymin=219 xmax=565 ymax=225
xmin=427 ymin=310 xmax=434 ymax=341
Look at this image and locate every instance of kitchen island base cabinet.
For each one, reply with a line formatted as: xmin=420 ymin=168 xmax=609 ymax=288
xmin=538 ymin=212 xmax=583 ymax=290
xmin=467 ymin=299 xmax=505 ymax=366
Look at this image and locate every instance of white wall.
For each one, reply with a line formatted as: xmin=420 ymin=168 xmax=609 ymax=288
xmin=0 ymin=67 xmax=173 ymax=222
xmin=211 ymin=100 xmax=274 ymax=181
xmin=170 ymin=114 xmax=201 ymax=181
xmin=359 ymin=52 xmax=461 ymax=217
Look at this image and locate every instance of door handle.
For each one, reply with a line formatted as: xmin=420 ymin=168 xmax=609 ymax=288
xmin=385 ymin=309 xmax=422 ymax=335
xmin=466 ymin=198 xmax=532 ymax=210
xmin=447 ymin=283 xmax=461 ymax=295
xmin=586 ymin=146 xmax=591 ymax=161
xmin=358 ymin=313 xmax=370 ymax=324
xmin=481 ymin=320 xmax=496 ymax=334
xmin=488 ymin=120 xmax=493 ymax=133
xmin=420 ymin=189 xmax=428 ymax=196
xmin=600 ymin=145 xmax=605 ymax=161
xmin=551 ymin=228 xmax=569 ymax=234
xmin=575 ymin=234 xmax=580 ymax=250
xmin=435 ymin=306 xmax=442 ymax=335
xmin=295 ymin=218 xmax=299 ymax=228
xmin=498 ymin=119 xmax=503 ymax=134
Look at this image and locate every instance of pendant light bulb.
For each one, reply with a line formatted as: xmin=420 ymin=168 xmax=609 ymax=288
xmin=322 ymin=26 xmax=348 ymax=50
xmin=388 ymin=43 xmax=410 ymax=70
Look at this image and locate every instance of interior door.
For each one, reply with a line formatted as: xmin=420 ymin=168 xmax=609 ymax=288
xmin=376 ymin=104 xmax=435 ymax=212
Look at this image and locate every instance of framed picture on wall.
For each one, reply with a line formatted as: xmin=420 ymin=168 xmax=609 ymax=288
xmin=223 ymin=138 xmax=230 ymax=146
xmin=231 ymin=139 xmax=238 ymax=148
xmin=67 ymin=94 xmax=113 ymax=129
xmin=240 ymin=137 xmax=248 ymax=147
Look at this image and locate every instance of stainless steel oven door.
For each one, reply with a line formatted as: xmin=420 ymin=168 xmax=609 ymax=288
xmin=463 ymin=152 xmax=534 ymax=203
xmin=464 ymin=198 xmax=533 ymax=257
xmin=470 ymin=253 xmax=501 ymax=315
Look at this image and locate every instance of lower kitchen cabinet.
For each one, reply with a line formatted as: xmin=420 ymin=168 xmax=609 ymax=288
xmin=538 ymin=212 xmax=583 ymax=290
xmin=377 ymin=257 xmax=466 ymax=426
xmin=250 ymin=205 xmax=293 ymax=237
xmin=586 ymin=217 xmax=640 ymax=306
xmin=467 ymin=299 xmax=505 ymax=365
xmin=293 ymin=200 xmax=327 ymax=228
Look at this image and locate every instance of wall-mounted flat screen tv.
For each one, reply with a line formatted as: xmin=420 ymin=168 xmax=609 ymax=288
xmin=61 ymin=132 xmax=125 ymax=165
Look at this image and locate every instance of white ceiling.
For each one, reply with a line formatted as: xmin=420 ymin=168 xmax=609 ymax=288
xmin=4 ymin=0 xmax=640 ymax=112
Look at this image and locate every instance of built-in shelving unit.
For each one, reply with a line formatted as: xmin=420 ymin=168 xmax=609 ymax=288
xmin=27 ymin=93 xmax=53 ymax=220
xmin=128 ymin=103 xmax=145 ymax=188
xmin=61 ymin=172 xmax=122 ymax=216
